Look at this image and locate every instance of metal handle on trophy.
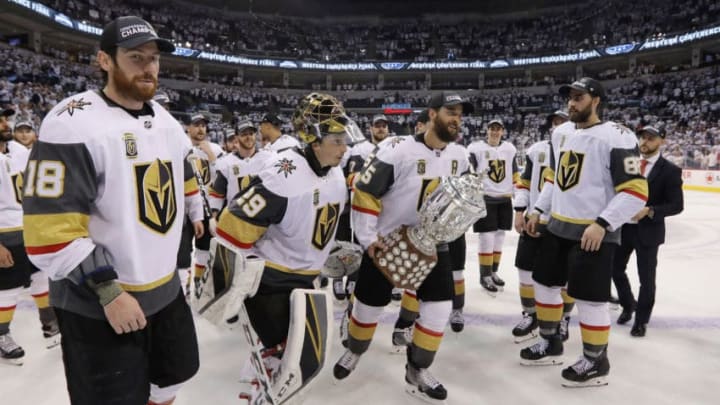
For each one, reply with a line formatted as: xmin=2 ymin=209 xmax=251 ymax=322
xmin=373 ymin=173 xmax=487 ymax=290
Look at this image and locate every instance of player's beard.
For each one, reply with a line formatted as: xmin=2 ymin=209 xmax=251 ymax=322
xmin=0 ymin=128 xmax=12 ymax=142
xmin=433 ymin=115 xmax=458 ymax=143
xmin=371 ymin=131 xmax=387 ymax=144
xmin=569 ymin=103 xmax=592 ymax=124
xmin=640 ymin=142 xmax=660 ymax=156
xmin=112 ymin=69 xmax=158 ymax=102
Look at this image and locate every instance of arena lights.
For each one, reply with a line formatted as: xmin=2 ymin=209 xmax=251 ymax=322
xmin=6 ymin=0 xmax=720 ymax=72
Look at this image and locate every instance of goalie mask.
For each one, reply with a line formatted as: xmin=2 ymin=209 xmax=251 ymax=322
xmin=292 ymin=93 xmax=365 ymax=146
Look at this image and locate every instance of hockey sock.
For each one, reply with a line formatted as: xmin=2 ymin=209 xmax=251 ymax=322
xmin=492 ymin=230 xmax=505 ymax=273
xmin=534 ymin=283 xmax=563 ymax=338
xmin=395 ymin=290 xmax=419 ymax=329
xmin=410 ymin=300 xmax=451 ymax=368
xmin=518 ymin=269 xmax=535 ymax=314
xmin=452 ymin=271 xmax=465 ymax=310
xmin=348 ymin=299 xmax=384 ymax=354
xmin=576 ymin=299 xmax=610 ymax=359
xmin=478 ymin=232 xmax=494 ymax=278
xmin=561 ymin=287 xmax=575 ymax=315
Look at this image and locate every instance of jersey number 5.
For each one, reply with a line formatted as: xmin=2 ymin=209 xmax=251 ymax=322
xmin=24 ymin=160 xmax=66 ymax=198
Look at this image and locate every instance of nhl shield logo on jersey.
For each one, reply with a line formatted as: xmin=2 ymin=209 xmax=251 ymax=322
xmin=56 ymin=97 xmax=91 ymax=117
xmin=557 ymin=151 xmax=585 ymax=191
xmin=134 ymin=159 xmax=177 ymax=234
xmin=123 ymin=133 xmax=138 ymax=158
xmin=487 ymin=159 xmax=506 ymax=183
xmin=417 ymin=159 xmax=426 ymax=175
xmin=312 ymin=203 xmax=340 ymax=250
xmin=274 ymin=157 xmax=297 ymax=178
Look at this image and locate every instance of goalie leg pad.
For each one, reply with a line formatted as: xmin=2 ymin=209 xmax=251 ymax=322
xmin=272 ymin=289 xmax=333 ymax=404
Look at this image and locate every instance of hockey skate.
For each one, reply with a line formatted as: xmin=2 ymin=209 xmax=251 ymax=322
xmin=520 ymin=335 xmax=563 ymax=366
xmin=42 ymin=321 xmax=61 ymax=349
xmin=480 ymin=276 xmax=498 ymax=298
xmin=391 ymin=326 xmax=413 ymax=354
xmin=405 ymin=363 xmax=447 ymax=404
xmin=0 ymin=333 xmax=24 ymax=366
xmin=561 ymin=354 xmax=610 ymax=388
xmin=449 ymin=309 xmax=464 ymax=333
xmin=558 ymin=315 xmax=571 ymax=342
xmin=333 ymin=350 xmax=361 ymax=381
xmin=490 ymin=272 xmax=505 ymax=291
xmin=512 ymin=312 xmax=538 ymax=343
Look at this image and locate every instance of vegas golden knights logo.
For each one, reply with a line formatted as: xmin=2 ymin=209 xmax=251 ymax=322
xmin=537 ymin=165 xmax=548 ymax=192
xmin=417 ymin=178 xmax=441 ymax=211
xmin=488 ymin=159 xmax=506 ymax=183
xmin=134 ymin=159 xmax=177 ymax=234
xmin=193 ymin=158 xmax=211 ymax=185
xmin=123 ymin=133 xmax=138 ymax=159
xmin=451 ymin=160 xmax=458 ymax=175
xmin=11 ymin=173 xmax=23 ymax=204
xmin=417 ymin=159 xmax=426 ymax=175
xmin=556 ymin=151 xmax=585 ymax=191
xmin=312 ymin=203 xmax=340 ymax=250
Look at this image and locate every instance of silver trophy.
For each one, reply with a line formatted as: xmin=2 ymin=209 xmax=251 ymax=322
xmin=373 ymin=173 xmax=487 ymax=290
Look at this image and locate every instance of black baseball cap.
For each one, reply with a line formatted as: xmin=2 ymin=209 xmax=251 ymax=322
xmin=428 ymin=92 xmax=474 ymax=114
xmin=638 ymin=126 xmax=665 ymax=138
xmin=416 ymin=110 xmax=430 ymax=125
xmin=559 ymin=77 xmax=606 ymax=100
xmin=487 ymin=119 xmax=504 ymax=128
xmin=224 ymin=128 xmax=238 ymax=139
xmin=260 ymin=113 xmax=282 ymax=127
xmin=100 ymin=16 xmax=175 ymax=53
xmin=1 ymin=108 xmax=14 ymax=117
xmin=372 ymin=114 xmax=389 ymax=125
xmin=237 ymin=121 xmax=257 ymax=133
xmin=189 ymin=113 xmax=208 ymax=125
xmin=14 ymin=120 xmax=34 ymax=130
xmin=546 ymin=109 xmax=569 ymax=125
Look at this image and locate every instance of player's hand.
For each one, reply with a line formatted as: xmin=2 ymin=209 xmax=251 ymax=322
xmin=207 ymin=217 xmax=217 ymax=237
xmin=581 ymin=222 xmax=606 ymax=252
xmin=0 ymin=244 xmax=14 ymax=268
xmin=367 ymin=237 xmax=388 ymax=259
xmin=103 ymin=292 xmax=147 ymax=334
xmin=631 ymin=207 xmax=650 ymax=222
xmin=514 ymin=212 xmax=526 ymax=234
xmin=525 ymin=213 xmax=541 ymax=238
xmin=194 ymin=220 xmax=205 ymax=238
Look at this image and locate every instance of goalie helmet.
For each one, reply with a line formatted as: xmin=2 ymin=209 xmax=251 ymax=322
xmin=292 ymin=92 xmax=365 ymax=145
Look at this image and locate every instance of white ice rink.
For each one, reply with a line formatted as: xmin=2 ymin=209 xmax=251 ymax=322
xmin=3 ymin=190 xmax=719 ymax=405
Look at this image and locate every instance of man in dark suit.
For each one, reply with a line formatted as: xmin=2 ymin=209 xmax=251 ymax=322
xmin=612 ymin=126 xmax=684 ymax=337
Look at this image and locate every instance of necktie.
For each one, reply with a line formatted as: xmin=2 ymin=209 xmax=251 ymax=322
xmin=640 ymin=159 xmax=648 ymax=176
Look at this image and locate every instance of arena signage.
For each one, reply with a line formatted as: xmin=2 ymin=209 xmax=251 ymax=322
xmin=7 ymin=0 xmax=720 ymax=72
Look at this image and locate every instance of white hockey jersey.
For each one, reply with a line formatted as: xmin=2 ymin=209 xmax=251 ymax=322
xmin=264 ymin=134 xmax=300 ymax=152
xmin=216 ymin=148 xmax=347 ymax=285
xmin=189 ymin=141 xmax=224 ymax=187
xmin=0 ymin=150 xmax=25 ymax=245
xmin=534 ymin=121 xmax=648 ymax=243
xmin=514 ymin=140 xmax=552 ymax=224
xmin=23 ymin=90 xmax=197 ymax=316
xmin=467 ymin=140 xmax=519 ymax=199
xmin=209 ymin=149 xmax=276 ymax=211
xmin=351 ymin=134 xmax=471 ymax=249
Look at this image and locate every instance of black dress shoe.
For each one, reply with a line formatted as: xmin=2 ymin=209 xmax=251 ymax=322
xmin=617 ymin=308 xmax=633 ymax=325
xmin=631 ymin=323 xmax=647 ymax=337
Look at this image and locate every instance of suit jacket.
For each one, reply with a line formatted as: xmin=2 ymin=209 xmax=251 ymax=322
xmin=636 ymin=155 xmax=684 ymax=246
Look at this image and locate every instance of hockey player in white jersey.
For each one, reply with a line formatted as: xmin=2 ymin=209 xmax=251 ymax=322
xmin=511 ymin=110 xmax=574 ymax=343
xmin=259 ymin=113 xmax=300 ymax=152
xmin=209 ymin=121 xmax=275 ymax=229
xmin=213 ymin=93 xmax=364 ymax=404
xmin=523 ymin=78 xmax=648 ymax=387
xmin=0 ymin=108 xmax=60 ymax=366
xmin=22 ymin=17 xmax=199 ymax=404
xmin=334 ymin=92 xmax=473 ymax=403
xmin=184 ymin=113 xmax=224 ymax=294
xmin=467 ymin=119 xmax=519 ymax=296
